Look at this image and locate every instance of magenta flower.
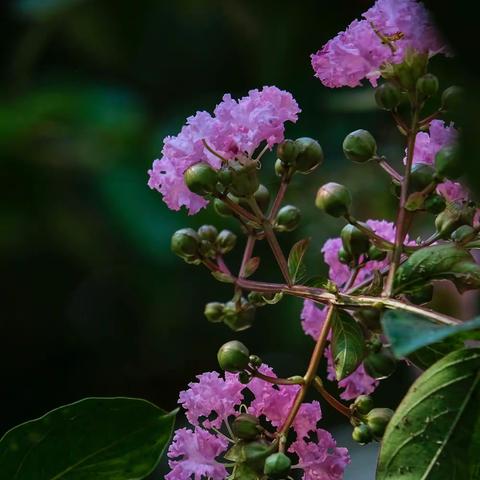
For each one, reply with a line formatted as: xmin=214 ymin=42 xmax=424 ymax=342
xmin=166 ymin=427 xmax=228 ymax=480
xmin=311 ymin=0 xmax=448 ymax=88
xmin=148 ymin=86 xmax=300 ymax=214
xmin=436 ymin=180 xmax=469 ymax=203
xmin=289 ymin=429 xmax=350 ymax=480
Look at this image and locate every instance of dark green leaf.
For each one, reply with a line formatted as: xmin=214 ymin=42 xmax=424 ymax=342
xmin=382 ymin=310 xmax=480 ymax=358
xmin=243 ymin=257 xmax=260 ymax=278
xmin=304 ymin=275 xmax=326 ymax=288
xmin=377 ymin=348 xmax=480 ymax=480
xmin=287 ymin=238 xmax=310 ymax=284
xmin=408 ymin=338 xmax=465 ymax=370
xmin=0 ymin=397 xmax=177 ymax=480
xmin=331 ymin=310 xmax=365 ymax=380
xmin=394 ymin=243 xmax=480 ymax=294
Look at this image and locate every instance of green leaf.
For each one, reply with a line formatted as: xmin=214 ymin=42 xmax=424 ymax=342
xmin=408 ymin=339 xmax=464 ymax=370
xmin=287 ymin=238 xmax=310 ymax=284
xmin=394 ymin=243 xmax=480 ymax=294
xmin=331 ymin=310 xmax=365 ymax=380
xmin=382 ymin=310 xmax=480 ymax=358
xmin=0 ymin=397 xmax=177 ymax=480
xmin=304 ymin=275 xmax=326 ymax=288
xmin=243 ymin=257 xmax=260 ymax=278
xmin=377 ymin=348 xmax=480 ymax=480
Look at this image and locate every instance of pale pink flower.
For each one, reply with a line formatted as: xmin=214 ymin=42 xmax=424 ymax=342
xmin=436 ymin=180 xmax=469 ymax=203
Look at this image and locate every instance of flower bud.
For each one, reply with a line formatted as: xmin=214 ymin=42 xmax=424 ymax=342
xmin=424 ymin=194 xmax=446 ymax=214
xmin=249 ymin=355 xmax=262 ymax=367
xmin=232 ymin=413 xmax=260 ymax=440
xmin=366 ymin=408 xmax=394 ymax=438
xmin=217 ymin=340 xmax=250 ymax=372
xmin=352 ymin=423 xmax=373 ymax=445
xmin=244 ymin=440 xmax=272 ymax=471
xmin=364 ymin=351 xmax=397 ymax=380
xmin=253 ymin=184 xmax=271 ymax=212
xmin=410 ymin=164 xmax=435 ymax=192
xmin=204 ymin=302 xmax=225 ymax=323
xmin=294 ymin=137 xmax=324 ymax=173
xmin=277 ymin=139 xmax=298 ymax=166
xmin=441 ymin=86 xmax=463 ymax=112
xmin=223 ymin=300 xmax=256 ymax=331
xmin=435 ymin=145 xmax=462 ymax=180
xmin=375 ymin=82 xmax=402 ymax=110
xmin=451 ymin=224 xmax=476 ymax=243
xmin=184 ymin=163 xmax=218 ymax=195
xmin=216 ymin=230 xmax=237 ymax=254
xmin=354 ymin=395 xmax=375 ymax=415
xmin=264 ymin=452 xmax=292 ymax=477
xmin=356 ymin=308 xmax=381 ymax=332
xmin=368 ymin=245 xmax=387 ymax=261
xmin=198 ymin=225 xmax=218 ymax=242
xmin=435 ymin=203 xmax=474 ymax=239
xmin=315 ymin=182 xmax=352 ymax=217
xmin=342 ymin=129 xmax=377 ymax=163
xmin=341 ymin=224 xmax=371 ymax=258
xmin=416 ymin=73 xmax=439 ymax=98
xmin=405 ymin=284 xmax=434 ymax=305
xmin=275 ymin=205 xmax=301 ymax=232
xmin=213 ymin=198 xmax=234 ymax=217
xmin=171 ymin=228 xmax=200 ymax=259
xmin=238 ymin=371 xmax=251 ymax=384
xmin=338 ymin=247 xmax=354 ymax=265
xmin=274 ymin=158 xmax=287 ymax=177
xmin=228 ymin=162 xmax=260 ymax=197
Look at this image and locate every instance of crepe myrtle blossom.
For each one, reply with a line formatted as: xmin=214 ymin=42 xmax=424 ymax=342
xmin=311 ymin=0 xmax=449 ymax=88
xmin=148 ymin=86 xmax=300 ymax=214
xmin=167 ymin=365 xmax=350 ymax=479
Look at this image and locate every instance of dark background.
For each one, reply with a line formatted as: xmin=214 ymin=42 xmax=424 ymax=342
xmin=1 ymin=0 xmax=479 ymax=478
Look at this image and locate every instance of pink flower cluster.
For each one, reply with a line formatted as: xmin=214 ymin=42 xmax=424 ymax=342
xmin=148 ymin=86 xmax=300 ymax=214
xmin=167 ymin=366 xmax=350 ymax=480
xmin=311 ymin=0 xmax=448 ymax=88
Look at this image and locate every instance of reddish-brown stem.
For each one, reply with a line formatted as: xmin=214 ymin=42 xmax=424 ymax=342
xmin=249 ymin=369 xmax=304 ymax=386
xmin=239 ymin=235 xmax=257 ymax=278
xmin=268 ymin=174 xmax=290 ymax=221
xmin=218 ymin=194 xmax=260 ymax=224
xmin=313 ymin=377 xmax=351 ymax=418
xmin=376 ymin=158 xmax=403 ymax=182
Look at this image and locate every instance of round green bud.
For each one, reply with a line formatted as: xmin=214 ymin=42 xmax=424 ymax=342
xmin=435 ymin=204 xmax=472 ymax=239
xmin=367 ymin=337 xmax=383 ymax=354
xmin=341 ymin=224 xmax=371 ymax=258
xmin=198 ymin=225 xmax=218 ymax=242
xmin=366 ymin=408 xmax=394 ymax=438
xmin=228 ymin=162 xmax=260 ymax=197
xmin=406 ymin=284 xmax=434 ymax=305
xmin=294 ymin=137 xmax=324 ymax=173
xmin=435 ymin=145 xmax=462 ymax=180
xmin=171 ymin=228 xmax=200 ymax=259
xmin=416 ymin=73 xmax=439 ymax=98
xmin=217 ymin=340 xmax=250 ymax=372
xmin=254 ymin=184 xmax=271 ymax=212
xmin=275 ymin=205 xmax=301 ymax=232
xmin=232 ymin=413 xmax=260 ymax=440
xmin=338 ymin=247 xmax=354 ymax=265
xmin=410 ymin=163 xmax=436 ymax=192
xmin=368 ymin=245 xmax=387 ymax=261
xmin=364 ymin=351 xmax=397 ymax=380
xmin=375 ymin=82 xmax=402 ymax=110
xmin=223 ymin=300 xmax=256 ymax=332
xmin=277 ymin=139 xmax=298 ymax=166
xmin=249 ymin=355 xmax=262 ymax=367
xmin=352 ymin=423 xmax=373 ymax=445
xmin=213 ymin=198 xmax=234 ymax=217
xmin=244 ymin=440 xmax=272 ymax=471
xmin=354 ymin=395 xmax=375 ymax=415
xmin=424 ymin=194 xmax=446 ymax=214
xmin=452 ymin=224 xmax=476 ymax=243
xmin=238 ymin=371 xmax=251 ymax=384
xmin=441 ymin=86 xmax=463 ymax=112
xmin=204 ymin=302 xmax=225 ymax=323
xmin=275 ymin=158 xmax=287 ymax=177
xmin=218 ymin=166 xmax=233 ymax=187
xmin=315 ymin=182 xmax=352 ymax=217
xmin=216 ymin=229 xmax=237 ymax=255
xmin=342 ymin=129 xmax=377 ymax=163
xmin=184 ymin=163 xmax=218 ymax=195
xmin=264 ymin=452 xmax=292 ymax=477
xmin=357 ymin=308 xmax=382 ymax=332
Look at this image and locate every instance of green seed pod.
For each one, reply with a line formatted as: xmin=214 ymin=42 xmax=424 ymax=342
xmin=238 ymin=371 xmax=251 ymax=384
xmin=366 ymin=408 xmax=394 ymax=438
xmin=218 ymin=166 xmax=233 ymax=187
xmin=213 ymin=198 xmax=234 ymax=217
xmin=223 ymin=300 xmax=256 ymax=331
xmin=435 ymin=145 xmax=462 ymax=180
xmin=416 ymin=73 xmax=439 ymax=98
xmin=356 ymin=308 xmax=382 ymax=332
xmin=264 ymin=452 xmax=292 ymax=477
xmin=243 ymin=440 xmax=272 ymax=472
xmin=249 ymin=355 xmax=262 ymax=367
xmin=217 ymin=340 xmax=250 ymax=372
xmin=435 ymin=203 xmax=472 ymax=239
xmin=277 ymin=139 xmax=298 ymax=166
xmin=367 ymin=245 xmax=387 ymax=261
xmin=198 ymin=225 xmax=218 ymax=242
xmin=315 ymin=182 xmax=352 ymax=217
xmin=424 ymin=194 xmax=446 ymax=214
xmin=451 ymin=224 xmax=476 ymax=243
xmin=275 ymin=158 xmax=287 ymax=177
xmin=354 ymin=395 xmax=375 ymax=415
xmin=171 ymin=228 xmax=200 ymax=259
xmin=342 ymin=129 xmax=377 ymax=163
xmin=232 ymin=414 xmax=260 ymax=440
xmin=204 ymin=302 xmax=225 ymax=323
xmin=341 ymin=224 xmax=371 ymax=258
xmin=352 ymin=423 xmax=373 ymax=445
xmin=275 ymin=205 xmax=301 ymax=232
xmin=410 ymin=163 xmax=435 ymax=192
xmin=228 ymin=162 xmax=260 ymax=197
xmin=364 ymin=351 xmax=397 ymax=380
xmin=216 ymin=229 xmax=237 ymax=255
xmin=253 ymin=184 xmax=271 ymax=212
xmin=294 ymin=137 xmax=324 ymax=173
xmin=405 ymin=284 xmax=434 ymax=305
xmin=375 ymin=82 xmax=402 ymax=110
xmin=184 ymin=163 xmax=218 ymax=195
xmin=338 ymin=247 xmax=354 ymax=265
xmin=441 ymin=86 xmax=463 ymax=112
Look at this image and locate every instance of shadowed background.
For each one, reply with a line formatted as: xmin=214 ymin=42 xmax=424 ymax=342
xmin=1 ymin=0 xmax=478 ymax=478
